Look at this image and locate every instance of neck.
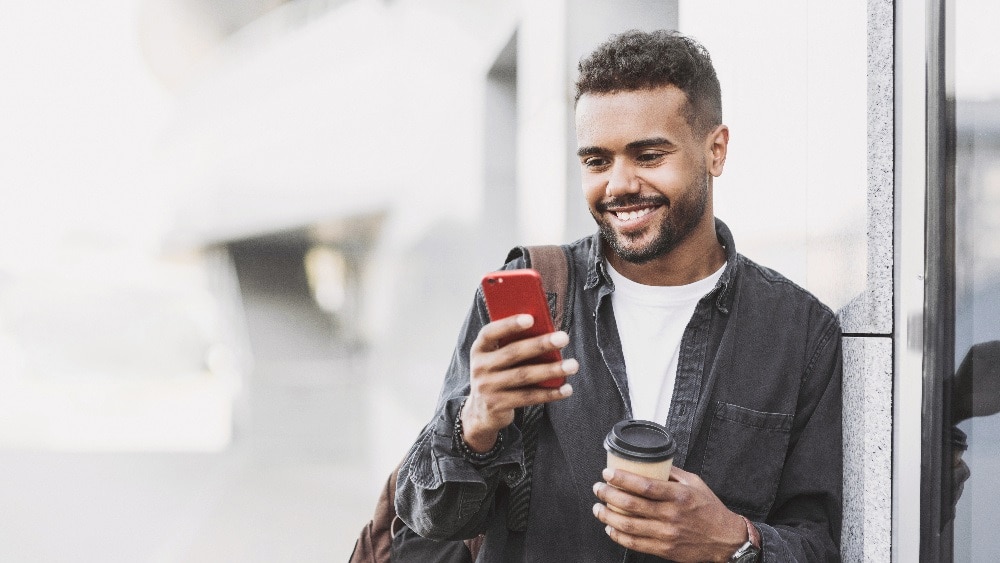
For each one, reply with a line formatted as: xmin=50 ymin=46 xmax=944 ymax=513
xmin=605 ymin=218 xmax=726 ymax=287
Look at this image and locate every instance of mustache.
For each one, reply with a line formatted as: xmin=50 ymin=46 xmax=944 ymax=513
xmin=595 ymin=194 xmax=670 ymax=213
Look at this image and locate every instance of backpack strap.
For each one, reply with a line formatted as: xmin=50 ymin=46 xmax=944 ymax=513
xmin=503 ymin=244 xmax=573 ymax=533
xmin=349 ymin=465 xmax=398 ymax=562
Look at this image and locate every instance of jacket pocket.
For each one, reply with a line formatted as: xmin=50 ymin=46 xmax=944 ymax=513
xmin=700 ymin=401 xmax=793 ymax=518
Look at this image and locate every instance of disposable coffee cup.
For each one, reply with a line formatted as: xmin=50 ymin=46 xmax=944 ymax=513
xmin=604 ymin=418 xmax=676 ymax=478
xmin=603 ymin=420 xmax=676 ymax=513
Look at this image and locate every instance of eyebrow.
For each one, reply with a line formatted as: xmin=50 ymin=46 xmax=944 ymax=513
xmin=575 ymin=137 xmax=674 ymax=157
xmin=626 ymin=137 xmax=672 ymax=150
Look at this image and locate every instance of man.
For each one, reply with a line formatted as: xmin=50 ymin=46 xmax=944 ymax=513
xmin=396 ymin=30 xmax=842 ymax=562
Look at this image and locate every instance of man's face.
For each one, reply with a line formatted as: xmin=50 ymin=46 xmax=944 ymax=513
xmin=575 ymin=86 xmax=718 ymax=265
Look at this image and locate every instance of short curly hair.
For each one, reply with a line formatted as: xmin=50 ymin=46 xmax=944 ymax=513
xmin=575 ymin=30 xmax=722 ymax=135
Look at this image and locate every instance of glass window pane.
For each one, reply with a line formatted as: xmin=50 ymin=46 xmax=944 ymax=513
xmin=949 ymin=0 xmax=1000 ymax=560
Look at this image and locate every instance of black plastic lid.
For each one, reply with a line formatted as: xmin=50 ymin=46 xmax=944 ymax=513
xmin=603 ymin=419 xmax=676 ymax=462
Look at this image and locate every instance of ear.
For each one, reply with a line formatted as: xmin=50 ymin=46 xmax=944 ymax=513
xmin=704 ymin=125 xmax=729 ymax=177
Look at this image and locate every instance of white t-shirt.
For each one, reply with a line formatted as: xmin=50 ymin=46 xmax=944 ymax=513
xmin=607 ymin=261 xmax=726 ymax=423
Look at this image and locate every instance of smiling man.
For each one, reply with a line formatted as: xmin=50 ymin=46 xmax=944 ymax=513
xmin=576 ymin=84 xmax=724 ymax=285
xmin=396 ymin=30 xmax=843 ymax=562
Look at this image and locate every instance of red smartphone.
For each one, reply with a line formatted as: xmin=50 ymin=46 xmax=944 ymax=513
xmin=481 ymin=269 xmax=565 ymax=389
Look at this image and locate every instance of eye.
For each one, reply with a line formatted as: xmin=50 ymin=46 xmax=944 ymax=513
xmin=582 ymin=156 xmax=610 ymax=169
xmin=636 ymin=152 xmax=665 ymax=164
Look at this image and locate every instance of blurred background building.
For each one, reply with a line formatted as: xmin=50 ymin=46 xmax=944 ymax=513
xmin=0 ymin=0 xmax=994 ymax=561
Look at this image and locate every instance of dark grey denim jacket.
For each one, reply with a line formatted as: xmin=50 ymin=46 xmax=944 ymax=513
xmin=396 ymin=219 xmax=843 ymax=562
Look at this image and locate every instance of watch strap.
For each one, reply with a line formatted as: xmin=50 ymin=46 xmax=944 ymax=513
xmin=729 ymin=515 xmax=761 ymax=562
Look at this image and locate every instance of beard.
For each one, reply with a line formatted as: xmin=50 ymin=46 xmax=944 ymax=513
xmin=591 ymin=174 xmax=710 ymax=265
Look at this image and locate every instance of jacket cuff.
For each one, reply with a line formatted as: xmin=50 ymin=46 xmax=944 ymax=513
xmin=430 ymin=396 xmax=526 ymax=486
xmin=753 ymin=521 xmax=778 ymax=562
xmin=752 ymin=520 xmax=834 ymax=562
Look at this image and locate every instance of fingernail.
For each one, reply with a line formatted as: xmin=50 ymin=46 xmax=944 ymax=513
xmin=517 ymin=314 xmax=534 ymax=328
xmin=550 ymin=331 xmax=569 ymax=346
xmin=605 ymin=525 xmax=613 ymax=536
xmin=592 ymin=503 xmax=601 ymax=517
xmin=593 ymin=482 xmax=604 ymax=495
xmin=559 ymin=384 xmax=573 ymax=397
xmin=562 ymin=359 xmax=578 ymax=374
xmin=602 ymin=467 xmax=614 ymax=481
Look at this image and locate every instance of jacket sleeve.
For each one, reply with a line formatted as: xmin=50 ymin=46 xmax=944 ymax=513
xmin=394 ymin=286 xmax=528 ymax=542
xmin=755 ymin=315 xmax=844 ymax=562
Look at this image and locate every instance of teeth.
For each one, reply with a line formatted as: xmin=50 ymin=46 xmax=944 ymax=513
xmin=614 ymin=207 xmax=654 ymax=222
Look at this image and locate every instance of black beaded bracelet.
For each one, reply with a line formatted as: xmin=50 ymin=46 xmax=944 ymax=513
xmin=453 ymin=398 xmax=504 ymax=464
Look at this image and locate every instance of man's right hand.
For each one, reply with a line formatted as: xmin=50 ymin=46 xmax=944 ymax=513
xmin=460 ymin=314 xmax=578 ymax=452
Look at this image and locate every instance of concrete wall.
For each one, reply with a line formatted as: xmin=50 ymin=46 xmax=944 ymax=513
xmin=839 ymin=2 xmax=895 ymax=560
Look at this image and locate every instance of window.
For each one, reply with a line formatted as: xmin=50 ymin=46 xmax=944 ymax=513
xmin=924 ymin=0 xmax=1000 ymax=559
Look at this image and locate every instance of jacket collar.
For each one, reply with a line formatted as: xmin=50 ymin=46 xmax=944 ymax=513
xmin=584 ymin=217 xmax=739 ymax=314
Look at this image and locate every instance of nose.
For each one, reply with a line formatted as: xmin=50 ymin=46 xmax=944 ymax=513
xmin=605 ymin=161 xmax=640 ymax=197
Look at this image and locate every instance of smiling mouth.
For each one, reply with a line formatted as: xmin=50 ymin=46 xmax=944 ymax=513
xmin=598 ymin=195 xmax=668 ymax=224
xmin=612 ymin=207 xmax=657 ymax=223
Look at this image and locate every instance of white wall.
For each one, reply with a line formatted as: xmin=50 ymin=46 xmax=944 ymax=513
xmin=680 ymin=2 xmax=868 ymax=315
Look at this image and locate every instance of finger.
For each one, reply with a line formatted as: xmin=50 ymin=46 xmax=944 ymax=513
xmin=472 ymin=314 xmax=536 ymax=353
xmin=493 ymin=355 xmax=578 ymax=390
xmin=591 ymin=501 xmax=663 ymax=546
xmin=601 ymin=523 xmax=669 ymax=559
xmin=602 ymin=467 xmax=673 ymax=501
xmin=592 ymin=480 xmax=657 ymax=518
xmin=468 ymin=362 xmax=576 ymax=411
xmin=471 ymin=341 xmax=577 ymax=387
xmin=489 ymin=330 xmax=570 ymax=369
xmin=502 ymin=378 xmax=575 ymax=406
xmin=472 ymin=331 xmax=575 ymax=387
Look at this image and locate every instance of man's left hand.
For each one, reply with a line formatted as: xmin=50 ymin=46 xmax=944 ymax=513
xmin=592 ymin=465 xmax=747 ymax=563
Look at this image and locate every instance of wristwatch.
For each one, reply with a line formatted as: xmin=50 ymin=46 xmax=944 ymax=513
xmin=729 ymin=516 xmax=761 ymax=562
xmin=730 ymin=540 xmax=760 ymax=563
